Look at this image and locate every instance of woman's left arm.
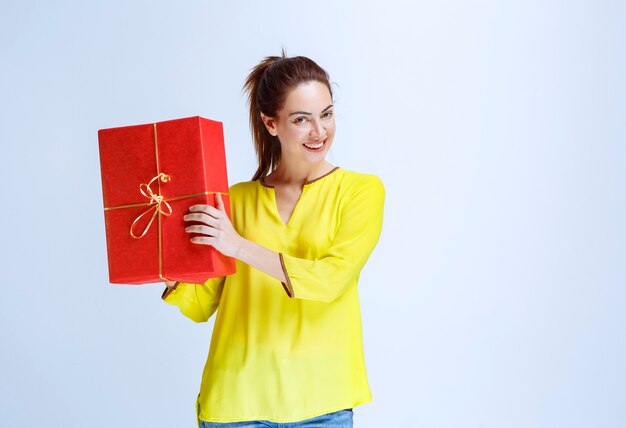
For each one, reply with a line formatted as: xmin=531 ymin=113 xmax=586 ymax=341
xmin=183 ymin=193 xmax=288 ymax=283
xmin=277 ymin=176 xmax=385 ymax=302
xmin=185 ymin=176 xmax=385 ymax=302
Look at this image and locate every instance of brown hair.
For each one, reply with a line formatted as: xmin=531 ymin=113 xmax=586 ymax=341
xmin=243 ymin=49 xmax=333 ymax=181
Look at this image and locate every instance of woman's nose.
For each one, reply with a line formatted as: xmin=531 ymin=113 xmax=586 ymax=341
xmin=310 ymin=119 xmax=326 ymax=140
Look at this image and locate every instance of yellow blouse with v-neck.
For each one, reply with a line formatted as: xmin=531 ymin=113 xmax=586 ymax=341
xmin=163 ymin=167 xmax=385 ymax=423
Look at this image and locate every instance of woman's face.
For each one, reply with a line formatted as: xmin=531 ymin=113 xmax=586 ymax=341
xmin=263 ymin=80 xmax=335 ymax=167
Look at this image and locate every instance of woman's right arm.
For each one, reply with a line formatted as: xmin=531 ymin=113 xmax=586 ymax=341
xmin=161 ymin=276 xmax=226 ymax=323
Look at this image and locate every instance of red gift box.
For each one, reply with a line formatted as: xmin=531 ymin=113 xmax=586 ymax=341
xmin=98 ymin=116 xmax=236 ymax=284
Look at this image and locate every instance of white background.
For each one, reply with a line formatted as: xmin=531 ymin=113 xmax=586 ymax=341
xmin=1 ymin=1 xmax=624 ymax=427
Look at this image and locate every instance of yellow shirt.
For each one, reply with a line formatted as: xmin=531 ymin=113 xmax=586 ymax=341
xmin=164 ymin=167 xmax=385 ymax=423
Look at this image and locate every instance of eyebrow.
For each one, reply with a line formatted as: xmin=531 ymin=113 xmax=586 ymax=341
xmin=288 ymin=104 xmax=334 ymax=117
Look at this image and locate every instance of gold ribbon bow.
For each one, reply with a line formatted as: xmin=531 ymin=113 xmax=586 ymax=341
xmin=130 ymin=172 xmax=173 ymax=239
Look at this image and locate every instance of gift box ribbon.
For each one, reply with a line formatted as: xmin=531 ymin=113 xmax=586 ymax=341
xmin=103 ymin=123 xmax=227 ymax=281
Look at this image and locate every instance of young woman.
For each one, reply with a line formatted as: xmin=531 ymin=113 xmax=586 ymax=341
xmin=162 ymin=52 xmax=385 ymax=427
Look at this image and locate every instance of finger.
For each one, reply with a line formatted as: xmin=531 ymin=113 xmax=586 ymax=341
xmin=215 ymin=192 xmax=225 ymax=212
xmin=183 ymin=212 xmax=219 ymax=226
xmin=185 ymin=225 xmax=217 ymax=236
xmin=189 ymin=204 xmax=223 ymax=218
xmin=191 ymin=236 xmax=216 ymax=246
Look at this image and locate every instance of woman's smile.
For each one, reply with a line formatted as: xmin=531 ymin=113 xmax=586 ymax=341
xmin=303 ymin=138 xmax=327 ymax=151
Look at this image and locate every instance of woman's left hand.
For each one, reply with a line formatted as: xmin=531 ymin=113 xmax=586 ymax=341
xmin=184 ymin=192 xmax=242 ymax=258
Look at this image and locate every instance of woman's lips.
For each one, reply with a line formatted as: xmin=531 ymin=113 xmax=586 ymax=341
xmin=303 ymin=139 xmax=327 ymax=151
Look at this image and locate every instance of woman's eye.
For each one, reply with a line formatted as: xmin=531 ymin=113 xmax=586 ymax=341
xmin=323 ymin=111 xmax=334 ymax=119
xmin=295 ymin=116 xmax=309 ymax=124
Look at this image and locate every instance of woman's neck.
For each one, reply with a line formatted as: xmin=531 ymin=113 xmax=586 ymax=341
xmin=266 ymin=161 xmax=335 ymax=187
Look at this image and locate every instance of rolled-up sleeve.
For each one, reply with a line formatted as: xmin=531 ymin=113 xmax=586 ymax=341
xmin=279 ymin=175 xmax=385 ymax=302
xmin=162 ymin=276 xmax=225 ymax=322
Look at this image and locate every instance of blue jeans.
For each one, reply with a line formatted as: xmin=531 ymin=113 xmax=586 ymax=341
xmin=199 ymin=409 xmax=353 ymax=428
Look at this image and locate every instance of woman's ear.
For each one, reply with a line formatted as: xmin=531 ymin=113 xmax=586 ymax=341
xmin=260 ymin=113 xmax=278 ymax=137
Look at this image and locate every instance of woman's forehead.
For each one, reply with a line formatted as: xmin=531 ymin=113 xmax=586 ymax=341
xmin=282 ymin=81 xmax=332 ymax=112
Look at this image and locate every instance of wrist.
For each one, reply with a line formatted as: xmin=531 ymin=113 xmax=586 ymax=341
xmin=234 ymin=236 xmax=248 ymax=260
xmin=165 ymin=280 xmax=179 ymax=289
xmin=161 ymin=281 xmax=179 ymax=300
